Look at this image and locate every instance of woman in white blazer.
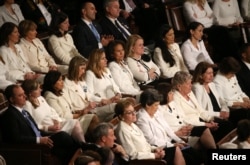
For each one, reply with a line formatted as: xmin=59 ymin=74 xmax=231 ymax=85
xmin=192 ymin=62 xmax=229 ymax=118
xmin=172 ymin=71 xmax=234 ymax=142
xmin=0 ymin=22 xmax=43 ymax=83
xmin=126 ymin=34 xmax=160 ymax=86
xmin=213 ymin=57 xmax=250 ymax=127
xmin=137 ymin=89 xmax=203 ymax=165
xmin=156 ymin=82 xmax=216 ymax=149
xmin=86 ymin=49 xmax=122 ymax=101
xmin=107 ymin=40 xmax=141 ymax=99
xmin=183 ymin=0 xmax=214 ymax=28
xmin=154 ymin=25 xmax=188 ymax=79
xmin=64 ymin=56 xmax=115 ymax=122
xmin=48 ymin=12 xmax=82 ymax=65
xmin=181 ymin=22 xmax=214 ymax=71
xmin=114 ymin=99 xmax=185 ymax=164
xmin=42 ymin=70 xmax=99 ymax=136
xmin=22 ymin=79 xmax=85 ymax=143
xmin=0 ymin=0 xmax=24 ymax=27
xmin=18 ymin=20 xmax=68 ymax=74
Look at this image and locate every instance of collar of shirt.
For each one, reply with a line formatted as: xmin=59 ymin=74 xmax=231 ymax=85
xmin=243 ymin=60 xmax=250 ymax=70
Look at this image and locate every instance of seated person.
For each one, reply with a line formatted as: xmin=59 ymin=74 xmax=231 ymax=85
xmin=92 ymin=122 xmax=128 ymax=164
xmin=0 ymin=0 xmax=24 ymax=27
xmin=22 ymin=79 xmax=85 ymax=143
xmin=181 ymin=21 xmax=214 ymax=71
xmin=126 ymin=34 xmax=160 ymax=86
xmin=107 ymin=40 xmax=141 ymax=100
xmin=42 ymin=70 xmax=99 ymax=138
xmin=237 ymin=119 xmax=250 ymax=149
xmin=19 ymin=0 xmax=61 ymax=32
xmin=213 ymin=57 xmax=250 ymax=126
xmin=0 ymin=22 xmax=43 ymax=83
xmin=154 ymin=24 xmax=188 ymax=79
xmin=114 ymin=99 xmax=186 ymax=164
xmin=99 ymin=0 xmax=131 ymax=42
xmin=172 ymin=71 xmax=234 ymax=142
xmin=63 ymin=56 xmax=116 ymax=123
xmin=48 ymin=11 xmax=82 ymax=65
xmin=183 ymin=0 xmax=214 ymax=28
xmin=72 ymin=2 xmax=113 ymax=59
xmin=18 ymin=20 xmax=68 ymax=75
xmin=0 ymin=84 xmax=81 ymax=164
xmin=156 ymin=82 xmax=216 ymax=150
xmin=85 ymin=49 xmax=122 ymax=122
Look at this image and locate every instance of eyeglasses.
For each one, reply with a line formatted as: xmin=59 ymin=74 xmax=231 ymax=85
xmin=124 ymin=110 xmax=136 ymax=115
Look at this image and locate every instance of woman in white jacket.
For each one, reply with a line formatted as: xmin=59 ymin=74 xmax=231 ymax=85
xmin=48 ymin=12 xmax=82 ymax=65
xmin=154 ymin=24 xmax=188 ymax=79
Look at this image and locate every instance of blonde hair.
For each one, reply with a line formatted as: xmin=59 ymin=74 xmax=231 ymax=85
xmin=87 ymin=49 xmax=107 ymax=79
xmin=125 ymin=34 xmax=143 ymax=57
xmin=68 ymin=56 xmax=88 ymax=81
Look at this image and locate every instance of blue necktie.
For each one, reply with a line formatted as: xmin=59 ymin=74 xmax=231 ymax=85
xmin=22 ymin=110 xmax=41 ymax=137
xmin=114 ymin=20 xmax=130 ymax=40
xmin=89 ymin=23 xmax=100 ymax=42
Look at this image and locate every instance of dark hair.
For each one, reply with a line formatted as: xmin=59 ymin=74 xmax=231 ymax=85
xmin=140 ymin=88 xmax=162 ymax=107
xmin=239 ymin=43 xmax=250 ymax=59
xmin=4 ymin=84 xmax=20 ymax=103
xmin=155 ymin=83 xmax=173 ymax=105
xmin=183 ymin=21 xmax=204 ymax=42
xmin=92 ymin=122 xmax=114 ymax=143
xmin=42 ymin=70 xmax=63 ymax=96
xmin=50 ymin=11 xmax=68 ymax=37
xmin=18 ymin=20 xmax=37 ymax=38
xmin=0 ymin=22 xmax=18 ymax=46
xmin=219 ymin=57 xmax=241 ymax=74
xmin=156 ymin=24 xmax=175 ymax=66
xmin=68 ymin=56 xmax=88 ymax=81
xmin=114 ymin=99 xmax=134 ymax=120
xmin=237 ymin=119 xmax=250 ymax=142
xmin=106 ymin=40 xmax=125 ymax=62
xmin=74 ymin=155 xmax=95 ymax=165
xmin=192 ymin=61 xmax=214 ymax=84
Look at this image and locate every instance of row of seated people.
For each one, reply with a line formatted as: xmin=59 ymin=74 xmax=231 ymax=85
xmin=1 ymin=63 xmax=250 ymax=164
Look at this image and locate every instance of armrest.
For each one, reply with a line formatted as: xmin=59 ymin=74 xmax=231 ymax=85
xmin=129 ymin=159 xmax=167 ymax=165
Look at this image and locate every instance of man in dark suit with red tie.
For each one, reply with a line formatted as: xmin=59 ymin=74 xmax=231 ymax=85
xmin=0 ymin=84 xmax=80 ymax=164
xmin=99 ymin=0 xmax=131 ymax=42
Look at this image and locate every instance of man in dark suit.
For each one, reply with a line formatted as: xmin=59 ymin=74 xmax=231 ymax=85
xmin=0 ymin=84 xmax=80 ymax=164
xmin=99 ymin=0 xmax=131 ymax=42
xmin=72 ymin=1 xmax=113 ymax=58
xmin=19 ymin=0 xmax=61 ymax=32
xmin=236 ymin=43 xmax=250 ymax=97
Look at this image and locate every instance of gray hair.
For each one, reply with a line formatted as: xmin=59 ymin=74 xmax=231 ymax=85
xmin=103 ymin=0 xmax=118 ymax=9
xmin=172 ymin=71 xmax=192 ymax=90
xmin=92 ymin=122 xmax=114 ymax=143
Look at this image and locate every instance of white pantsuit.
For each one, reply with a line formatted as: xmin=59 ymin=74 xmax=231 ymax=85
xmin=0 ymin=4 xmax=24 ymax=27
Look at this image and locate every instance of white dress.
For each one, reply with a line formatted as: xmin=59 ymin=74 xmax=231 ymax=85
xmin=44 ymin=90 xmax=94 ymax=134
xmin=24 ymin=96 xmax=76 ymax=134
